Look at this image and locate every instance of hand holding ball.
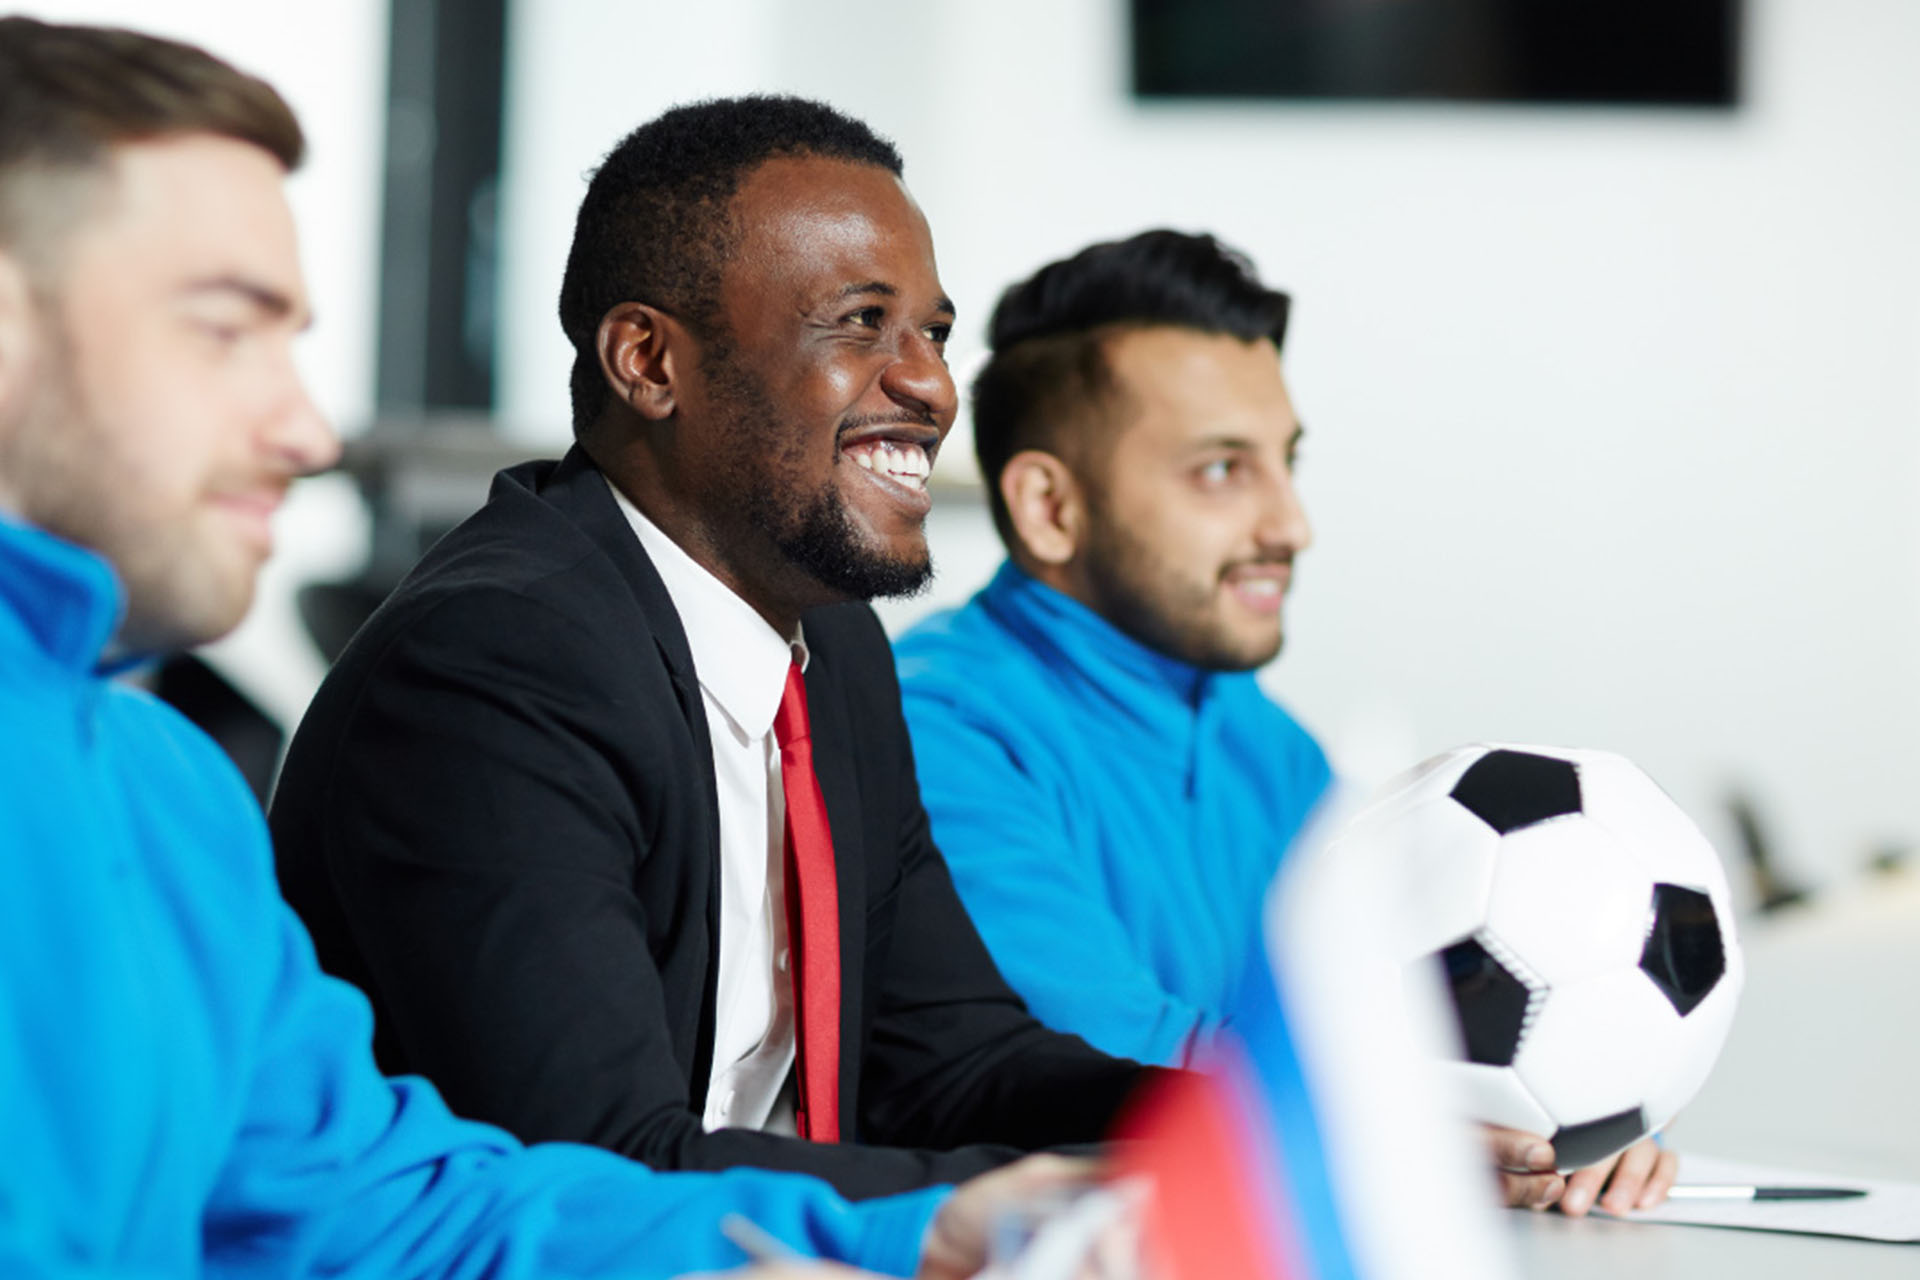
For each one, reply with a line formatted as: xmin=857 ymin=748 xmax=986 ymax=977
xmin=1331 ymin=745 xmax=1743 ymax=1172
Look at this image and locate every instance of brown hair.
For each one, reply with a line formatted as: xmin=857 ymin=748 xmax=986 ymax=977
xmin=0 ymin=17 xmax=302 ymax=251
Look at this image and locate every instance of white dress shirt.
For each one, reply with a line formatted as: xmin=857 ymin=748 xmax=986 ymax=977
xmin=610 ymin=480 xmax=801 ymax=1133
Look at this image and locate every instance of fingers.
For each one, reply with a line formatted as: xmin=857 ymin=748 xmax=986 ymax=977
xmin=1483 ymin=1125 xmax=1555 ymax=1176
xmin=1560 ymin=1138 xmax=1674 ymax=1217
xmin=1598 ymin=1139 xmax=1679 ymax=1214
xmin=1642 ymin=1144 xmax=1681 ymax=1208
xmin=919 ymin=1154 xmax=1101 ymax=1280
xmin=1499 ymin=1169 xmax=1567 ymax=1210
xmin=1483 ymin=1125 xmax=1563 ymax=1209
xmin=1559 ymin=1155 xmax=1615 ymax=1217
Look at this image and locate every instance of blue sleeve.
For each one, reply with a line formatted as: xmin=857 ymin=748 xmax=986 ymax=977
xmin=901 ymin=689 xmax=1215 ymax=1068
xmin=204 ymin=899 xmax=944 ymax=1278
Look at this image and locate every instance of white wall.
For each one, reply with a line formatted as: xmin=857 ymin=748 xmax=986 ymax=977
xmin=497 ymin=0 xmax=1920 ymax=885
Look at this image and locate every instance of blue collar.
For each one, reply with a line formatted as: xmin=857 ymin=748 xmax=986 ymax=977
xmin=0 ymin=516 xmax=126 ymax=674
xmin=979 ymin=561 xmax=1215 ymax=716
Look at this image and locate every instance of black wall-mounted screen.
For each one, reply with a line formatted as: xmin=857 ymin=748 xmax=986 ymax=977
xmin=1133 ymin=0 xmax=1742 ymax=108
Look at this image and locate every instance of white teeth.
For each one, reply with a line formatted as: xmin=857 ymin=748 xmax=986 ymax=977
xmin=848 ymin=440 xmax=932 ymax=487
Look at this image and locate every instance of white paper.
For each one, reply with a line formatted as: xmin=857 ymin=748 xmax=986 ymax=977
xmin=1602 ymin=1152 xmax=1920 ymax=1243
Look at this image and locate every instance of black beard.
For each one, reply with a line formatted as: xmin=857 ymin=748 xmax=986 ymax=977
xmin=1079 ymin=506 xmax=1282 ymax=673
xmin=706 ymin=343 xmax=933 ymax=603
xmin=765 ymin=473 xmax=935 ymax=601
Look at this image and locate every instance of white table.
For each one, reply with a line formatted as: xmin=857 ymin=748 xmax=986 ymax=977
xmin=1508 ymin=869 xmax=1920 ymax=1277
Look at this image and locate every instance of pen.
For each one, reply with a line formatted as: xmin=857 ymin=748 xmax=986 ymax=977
xmin=721 ymin=1213 xmax=807 ymax=1262
xmin=1666 ymin=1184 xmax=1867 ymax=1201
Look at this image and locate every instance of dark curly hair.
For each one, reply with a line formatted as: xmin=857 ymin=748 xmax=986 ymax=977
xmin=557 ymin=94 xmax=902 ymax=435
xmin=972 ymin=229 xmax=1290 ymax=548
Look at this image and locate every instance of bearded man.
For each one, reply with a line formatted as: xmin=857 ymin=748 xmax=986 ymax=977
xmin=0 ymin=20 xmax=1071 ymax=1279
xmin=894 ymin=228 xmax=1677 ymax=1218
xmin=271 ymin=95 xmax=1151 ymax=1202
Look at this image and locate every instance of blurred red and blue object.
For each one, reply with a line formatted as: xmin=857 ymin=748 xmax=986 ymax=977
xmin=1116 ymin=787 xmax=1518 ymax=1280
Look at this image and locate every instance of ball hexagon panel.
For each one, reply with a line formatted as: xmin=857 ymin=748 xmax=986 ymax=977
xmin=1639 ymin=967 xmax=1741 ymax=1125
xmin=1438 ymin=934 xmax=1541 ymax=1067
xmin=1451 ymin=1062 xmax=1555 ymax=1137
xmin=1449 ymin=748 xmax=1582 ymax=835
xmin=1514 ymin=968 xmax=1682 ymax=1124
xmin=1483 ymin=818 xmax=1656 ymax=988
xmin=1382 ymin=797 xmax=1506 ymax=959
xmin=1575 ymin=752 xmax=1725 ymax=890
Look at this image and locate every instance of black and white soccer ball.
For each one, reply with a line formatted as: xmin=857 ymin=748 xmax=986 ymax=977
xmin=1332 ymin=744 xmax=1743 ymax=1172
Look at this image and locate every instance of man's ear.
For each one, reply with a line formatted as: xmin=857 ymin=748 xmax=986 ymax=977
xmin=1001 ymin=449 xmax=1087 ymax=567
xmin=596 ymin=302 xmax=682 ymax=421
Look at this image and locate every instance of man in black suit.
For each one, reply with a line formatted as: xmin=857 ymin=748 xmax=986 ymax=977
xmin=271 ymin=96 xmax=1149 ymax=1201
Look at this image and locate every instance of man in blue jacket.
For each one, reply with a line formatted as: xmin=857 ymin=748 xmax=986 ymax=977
xmin=894 ymin=230 xmax=1677 ymax=1217
xmin=897 ymin=230 xmax=1329 ymax=1072
xmin=0 ymin=17 xmax=1067 ymax=1278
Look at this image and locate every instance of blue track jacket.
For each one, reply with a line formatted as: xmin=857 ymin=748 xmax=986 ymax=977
xmin=0 ymin=516 xmax=941 ymax=1279
xmin=896 ymin=562 xmax=1331 ymax=1066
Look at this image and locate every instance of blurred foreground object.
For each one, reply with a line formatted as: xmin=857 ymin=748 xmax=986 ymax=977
xmin=1110 ymin=794 xmax=1515 ymax=1280
xmin=1352 ymin=745 xmax=1743 ymax=1172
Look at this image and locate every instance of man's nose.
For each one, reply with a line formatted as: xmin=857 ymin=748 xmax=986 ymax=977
xmin=267 ymin=380 xmax=341 ymax=476
xmin=880 ymin=330 xmax=958 ymax=427
xmin=1257 ymin=467 xmax=1312 ymax=556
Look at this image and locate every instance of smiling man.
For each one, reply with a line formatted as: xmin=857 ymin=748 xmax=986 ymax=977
xmin=894 ymin=228 xmax=1677 ymax=1218
xmin=271 ymin=96 xmax=1150 ymax=1201
xmin=895 ymin=230 xmax=1327 ymax=1072
xmin=0 ymin=22 xmax=1087 ymax=1279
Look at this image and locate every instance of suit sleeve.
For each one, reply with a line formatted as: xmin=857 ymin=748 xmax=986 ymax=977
xmin=843 ymin=619 xmax=1160 ymax=1149
xmin=279 ymin=587 xmax=1027 ymax=1199
xmin=898 ymin=687 xmax=1219 ymax=1066
xmin=205 ymin=896 xmax=943 ymax=1278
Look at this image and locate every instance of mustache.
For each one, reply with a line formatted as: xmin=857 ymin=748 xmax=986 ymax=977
xmin=836 ymin=409 xmax=939 ymax=438
xmin=1222 ymin=553 xmax=1295 ymax=571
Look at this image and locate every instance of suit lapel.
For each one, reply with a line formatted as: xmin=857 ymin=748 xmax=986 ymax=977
xmin=532 ymin=446 xmax=725 ymax=1099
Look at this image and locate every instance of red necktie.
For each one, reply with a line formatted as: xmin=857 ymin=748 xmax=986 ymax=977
xmin=774 ymin=658 xmax=841 ymax=1142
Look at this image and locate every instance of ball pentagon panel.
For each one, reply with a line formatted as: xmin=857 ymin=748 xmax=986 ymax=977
xmin=1550 ymin=1107 xmax=1649 ymax=1173
xmin=1483 ymin=818 xmax=1657 ymax=988
xmin=1437 ymin=934 xmax=1541 ymax=1067
xmin=1640 ymin=883 xmax=1726 ymax=1016
xmin=1448 ymin=748 xmax=1582 ymax=835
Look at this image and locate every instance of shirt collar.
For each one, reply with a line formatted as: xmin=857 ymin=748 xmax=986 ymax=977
xmin=607 ymin=477 xmax=806 ymax=740
xmin=0 ymin=515 xmax=125 ymax=674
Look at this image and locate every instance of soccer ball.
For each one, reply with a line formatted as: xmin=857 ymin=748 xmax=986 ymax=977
xmin=1331 ymin=744 xmax=1744 ymax=1172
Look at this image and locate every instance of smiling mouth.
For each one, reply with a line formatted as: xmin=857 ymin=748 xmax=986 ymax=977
xmin=843 ymin=438 xmax=932 ymax=490
xmin=1221 ymin=562 xmax=1292 ymax=608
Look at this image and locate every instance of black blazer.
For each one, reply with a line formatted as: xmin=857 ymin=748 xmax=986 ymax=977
xmin=270 ymin=447 xmax=1149 ymax=1199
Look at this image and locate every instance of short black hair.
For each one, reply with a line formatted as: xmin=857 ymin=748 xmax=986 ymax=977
xmin=557 ymin=94 xmax=902 ymax=435
xmin=972 ymin=229 xmax=1290 ymax=549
